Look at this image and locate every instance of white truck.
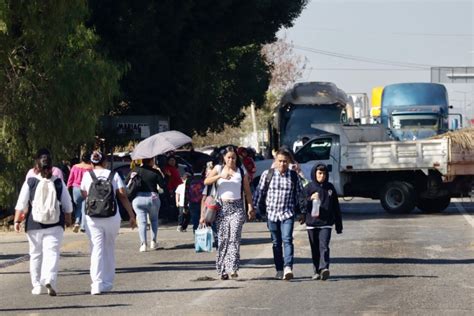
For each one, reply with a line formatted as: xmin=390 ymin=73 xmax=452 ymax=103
xmin=254 ymin=124 xmax=474 ymax=214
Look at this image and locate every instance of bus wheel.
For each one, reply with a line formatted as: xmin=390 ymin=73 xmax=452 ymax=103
xmin=417 ymin=196 xmax=451 ymax=213
xmin=380 ymin=181 xmax=416 ymax=214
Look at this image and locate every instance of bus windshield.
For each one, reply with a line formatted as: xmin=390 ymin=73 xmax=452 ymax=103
xmin=281 ymin=105 xmax=342 ymax=148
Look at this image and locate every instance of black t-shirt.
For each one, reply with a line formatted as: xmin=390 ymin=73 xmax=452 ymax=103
xmin=130 ymin=166 xmax=165 ymax=194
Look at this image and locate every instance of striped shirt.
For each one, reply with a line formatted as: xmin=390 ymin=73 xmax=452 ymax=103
xmin=253 ymin=169 xmax=306 ymax=222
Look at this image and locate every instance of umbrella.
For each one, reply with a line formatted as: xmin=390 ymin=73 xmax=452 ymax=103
xmin=131 ymin=130 xmax=192 ymax=160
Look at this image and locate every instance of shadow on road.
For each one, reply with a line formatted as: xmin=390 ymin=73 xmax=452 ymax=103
xmin=0 ymin=304 xmax=130 ymax=312
xmin=332 ymin=257 xmax=474 ymax=265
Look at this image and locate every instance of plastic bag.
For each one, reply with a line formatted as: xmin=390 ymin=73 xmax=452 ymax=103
xmin=195 ymin=225 xmax=213 ymax=253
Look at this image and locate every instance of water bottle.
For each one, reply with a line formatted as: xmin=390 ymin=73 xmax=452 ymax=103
xmin=311 ymin=196 xmax=320 ymax=218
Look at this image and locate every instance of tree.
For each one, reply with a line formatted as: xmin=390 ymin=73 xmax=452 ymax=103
xmin=88 ymin=0 xmax=309 ymax=135
xmin=0 ymin=0 xmax=121 ymax=207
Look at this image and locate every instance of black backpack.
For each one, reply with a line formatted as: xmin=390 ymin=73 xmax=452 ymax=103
xmin=86 ymin=171 xmax=116 ymax=218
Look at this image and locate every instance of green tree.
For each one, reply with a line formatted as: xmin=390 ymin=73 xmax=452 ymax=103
xmin=0 ymin=0 xmax=122 ymax=207
xmin=88 ymin=0 xmax=308 ymax=135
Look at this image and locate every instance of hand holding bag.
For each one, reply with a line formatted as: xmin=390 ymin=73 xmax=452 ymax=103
xmin=195 ymin=225 xmax=214 ymax=252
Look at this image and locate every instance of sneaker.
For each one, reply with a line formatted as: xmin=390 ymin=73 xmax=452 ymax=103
xmin=312 ymin=273 xmax=321 ymax=280
xmin=275 ymin=270 xmax=283 ymax=280
xmin=45 ymin=283 xmax=56 ymax=296
xmin=283 ymin=266 xmax=293 ymax=281
xmin=31 ymin=286 xmax=42 ymax=295
xmin=139 ymin=243 xmax=147 ymax=252
xmin=91 ymin=288 xmax=101 ymax=295
xmin=177 ymin=226 xmax=183 ymax=232
xmin=320 ymin=268 xmax=330 ymax=281
xmin=221 ymin=273 xmax=229 ymax=280
xmin=230 ymin=271 xmax=238 ymax=279
xmin=150 ymin=241 xmax=157 ymax=250
xmin=72 ymin=224 xmax=80 ymax=233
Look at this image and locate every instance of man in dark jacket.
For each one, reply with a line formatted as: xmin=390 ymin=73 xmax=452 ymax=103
xmin=301 ymin=163 xmax=343 ymax=280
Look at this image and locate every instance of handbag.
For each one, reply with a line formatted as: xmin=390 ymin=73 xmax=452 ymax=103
xmin=203 ymin=183 xmax=220 ymax=223
xmin=195 ymin=225 xmax=213 ymax=252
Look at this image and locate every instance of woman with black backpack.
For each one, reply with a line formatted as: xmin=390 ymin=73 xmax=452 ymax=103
xmin=80 ymin=151 xmax=136 ymax=295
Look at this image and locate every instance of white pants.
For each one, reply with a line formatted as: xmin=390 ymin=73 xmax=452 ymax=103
xmin=85 ymin=214 xmax=121 ymax=293
xmin=26 ymin=226 xmax=64 ymax=289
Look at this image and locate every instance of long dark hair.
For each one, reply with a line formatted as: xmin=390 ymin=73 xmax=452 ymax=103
xmin=36 ymin=153 xmax=53 ymax=179
xmin=219 ymin=146 xmax=242 ymax=167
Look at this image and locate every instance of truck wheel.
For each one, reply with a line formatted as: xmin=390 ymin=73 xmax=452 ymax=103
xmin=416 ymin=196 xmax=451 ymax=213
xmin=380 ymin=181 xmax=416 ymax=214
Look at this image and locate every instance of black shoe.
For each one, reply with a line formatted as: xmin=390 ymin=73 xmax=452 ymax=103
xmin=320 ymin=269 xmax=330 ymax=281
xmin=221 ymin=273 xmax=229 ymax=280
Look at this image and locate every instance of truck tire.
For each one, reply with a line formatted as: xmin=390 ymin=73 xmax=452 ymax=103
xmin=380 ymin=181 xmax=416 ymax=214
xmin=416 ymin=196 xmax=451 ymax=213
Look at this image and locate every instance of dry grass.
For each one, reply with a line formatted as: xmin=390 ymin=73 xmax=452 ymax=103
xmin=430 ymin=127 xmax=474 ymax=150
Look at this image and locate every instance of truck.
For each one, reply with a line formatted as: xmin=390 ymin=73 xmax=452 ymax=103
xmin=268 ymin=81 xmax=353 ymax=153
xmin=370 ymin=86 xmax=383 ymax=123
xmin=381 ymin=82 xmax=452 ymax=141
xmin=292 ymin=124 xmax=474 ymax=214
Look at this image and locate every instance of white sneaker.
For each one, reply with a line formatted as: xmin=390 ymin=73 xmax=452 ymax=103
xmin=150 ymin=241 xmax=157 ymax=250
xmin=31 ymin=286 xmax=42 ymax=295
xmin=139 ymin=243 xmax=147 ymax=252
xmin=177 ymin=226 xmax=183 ymax=232
xmin=320 ymin=268 xmax=330 ymax=281
xmin=45 ymin=283 xmax=56 ymax=296
xmin=275 ymin=270 xmax=283 ymax=280
xmin=283 ymin=266 xmax=293 ymax=281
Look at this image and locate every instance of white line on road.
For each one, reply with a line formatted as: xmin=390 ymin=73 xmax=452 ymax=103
xmin=454 ymin=201 xmax=474 ymax=228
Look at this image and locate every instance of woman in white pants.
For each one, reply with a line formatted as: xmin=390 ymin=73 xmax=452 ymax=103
xmin=81 ymin=151 xmax=136 ymax=295
xmin=14 ymin=150 xmax=73 ymax=296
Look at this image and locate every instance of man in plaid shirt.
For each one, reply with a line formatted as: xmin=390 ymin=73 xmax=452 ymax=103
xmin=253 ymin=148 xmax=306 ymax=280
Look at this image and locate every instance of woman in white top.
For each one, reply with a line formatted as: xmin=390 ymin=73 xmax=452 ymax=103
xmin=80 ymin=151 xmax=136 ymax=295
xmin=204 ymin=146 xmax=255 ymax=280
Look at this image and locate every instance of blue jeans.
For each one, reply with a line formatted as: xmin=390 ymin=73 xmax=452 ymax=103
xmin=72 ymin=187 xmax=85 ymax=230
xmin=267 ymin=217 xmax=295 ymax=271
xmin=189 ymin=202 xmax=201 ymax=232
xmin=132 ymin=192 xmax=160 ymax=245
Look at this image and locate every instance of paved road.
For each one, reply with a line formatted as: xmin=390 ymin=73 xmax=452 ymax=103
xmin=1 ymin=198 xmax=473 ymax=315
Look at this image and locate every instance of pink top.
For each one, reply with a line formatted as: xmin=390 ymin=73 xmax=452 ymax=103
xmin=67 ymin=164 xmax=93 ymax=188
xmin=26 ymin=166 xmax=64 ymax=181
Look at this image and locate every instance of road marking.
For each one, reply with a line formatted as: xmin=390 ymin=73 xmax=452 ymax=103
xmin=454 ymin=202 xmax=474 ymax=228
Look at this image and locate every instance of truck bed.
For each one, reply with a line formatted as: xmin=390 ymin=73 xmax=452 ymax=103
xmin=340 ymin=138 xmax=474 ymax=176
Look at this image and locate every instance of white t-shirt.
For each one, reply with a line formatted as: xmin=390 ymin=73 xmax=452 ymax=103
xmin=175 ymin=182 xmax=186 ymax=207
xmin=80 ymin=169 xmax=125 ymax=193
xmin=215 ymin=165 xmax=246 ymax=200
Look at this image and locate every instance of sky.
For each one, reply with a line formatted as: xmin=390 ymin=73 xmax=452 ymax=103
xmin=279 ymin=0 xmax=474 ymax=122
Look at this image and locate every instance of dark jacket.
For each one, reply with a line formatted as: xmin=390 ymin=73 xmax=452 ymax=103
xmin=303 ymin=164 xmax=343 ymax=233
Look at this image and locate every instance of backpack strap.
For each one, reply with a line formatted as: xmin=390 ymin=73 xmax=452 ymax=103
xmin=261 ymin=168 xmax=275 ymax=202
xmin=107 ymin=171 xmax=115 ymax=182
xmin=289 ymin=170 xmax=299 ymax=213
xmin=239 ymin=166 xmax=244 ymax=196
xmin=89 ymin=170 xmax=98 ymax=182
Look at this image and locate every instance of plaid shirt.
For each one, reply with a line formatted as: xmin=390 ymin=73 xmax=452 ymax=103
xmin=253 ymin=169 xmax=306 ymax=222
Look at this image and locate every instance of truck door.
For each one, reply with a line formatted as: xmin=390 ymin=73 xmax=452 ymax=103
xmin=294 ymin=136 xmax=342 ymax=193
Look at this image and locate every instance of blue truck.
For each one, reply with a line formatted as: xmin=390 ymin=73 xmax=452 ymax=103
xmin=381 ymin=82 xmax=452 ymax=141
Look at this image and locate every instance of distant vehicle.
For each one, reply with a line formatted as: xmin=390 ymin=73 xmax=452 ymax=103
xmin=267 ymin=82 xmax=353 ymax=153
xmin=370 ymin=86 xmax=383 ymax=123
xmin=381 ymin=82 xmax=458 ymax=140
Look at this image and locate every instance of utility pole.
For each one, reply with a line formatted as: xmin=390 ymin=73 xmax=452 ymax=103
xmin=250 ymin=102 xmax=259 ymax=152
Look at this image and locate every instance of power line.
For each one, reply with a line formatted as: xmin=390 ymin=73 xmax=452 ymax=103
xmin=293 ymin=45 xmax=433 ymax=69
xmin=307 ymin=67 xmax=428 ymax=71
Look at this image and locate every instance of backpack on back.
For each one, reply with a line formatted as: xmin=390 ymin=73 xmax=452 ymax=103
xmin=31 ymin=176 xmax=61 ymax=224
xmin=86 ymin=171 xmax=116 ymax=218
xmin=187 ymin=176 xmax=205 ymax=204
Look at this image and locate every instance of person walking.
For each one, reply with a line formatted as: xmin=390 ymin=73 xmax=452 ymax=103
xmin=176 ymin=172 xmax=191 ymax=232
xmin=13 ymin=150 xmax=73 ymax=296
xmin=67 ymin=151 xmax=92 ymax=233
xmin=25 ymin=148 xmax=64 ymax=181
xmin=203 ymin=146 xmax=255 ymax=280
xmin=253 ymin=148 xmax=306 ymax=281
xmin=127 ymin=158 xmax=164 ymax=252
xmin=302 ymin=163 xmax=343 ymax=281
xmin=81 ymin=151 xmax=136 ymax=295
